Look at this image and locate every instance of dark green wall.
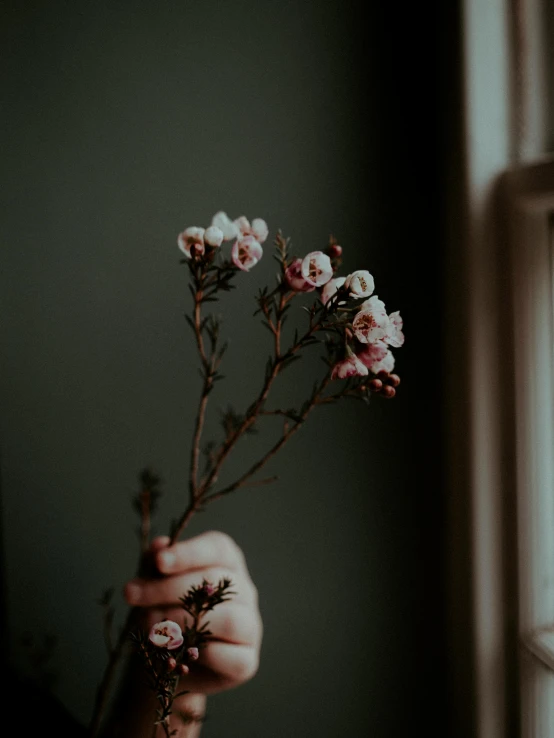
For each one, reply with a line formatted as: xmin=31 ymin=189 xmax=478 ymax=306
xmin=0 ymin=2 xmax=447 ymax=735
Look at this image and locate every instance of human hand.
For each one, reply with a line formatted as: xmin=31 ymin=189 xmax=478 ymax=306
xmin=124 ymin=531 xmax=262 ymax=696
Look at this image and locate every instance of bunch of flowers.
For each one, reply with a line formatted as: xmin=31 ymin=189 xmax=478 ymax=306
xmin=132 ymin=579 xmax=234 ymax=736
xmin=89 ymin=211 xmax=404 ymax=737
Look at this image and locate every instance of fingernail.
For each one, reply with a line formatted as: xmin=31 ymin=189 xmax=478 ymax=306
xmin=125 ymin=581 xmax=142 ymax=604
xmin=158 ymin=551 xmax=176 ymax=569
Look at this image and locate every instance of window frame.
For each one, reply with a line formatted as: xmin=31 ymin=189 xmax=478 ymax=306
xmin=504 ymin=158 xmax=554 ymax=737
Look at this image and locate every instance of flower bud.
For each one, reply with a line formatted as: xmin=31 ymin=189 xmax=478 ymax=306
xmin=204 ymin=225 xmax=224 ymax=248
xmin=369 ymin=378 xmax=383 ymax=392
xmin=388 ymin=373 xmax=401 ymax=387
xmin=203 ymin=582 xmax=215 ymax=596
xmin=187 ymin=647 xmax=199 ymax=661
xmin=167 ymin=657 xmax=177 ymax=671
xmin=381 ymin=385 xmax=396 ymax=399
xmin=177 ymin=663 xmax=190 ymax=676
xmin=329 ymin=244 xmax=342 ymax=258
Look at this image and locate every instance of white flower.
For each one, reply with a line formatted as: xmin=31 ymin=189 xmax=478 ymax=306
xmin=285 ymin=259 xmax=316 ymax=292
xmin=300 ymin=251 xmax=333 ymax=287
xmin=344 ymin=270 xmax=375 ymax=298
xmin=331 ymin=353 xmax=369 ymax=380
xmin=357 ymin=341 xmax=395 ymax=373
xmin=233 ymin=215 xmax=269 ymax=244
xmin=231 ymin=235 xmax=263 ymax=271
xmin=148 ymin=620 xmax=184 ymax=650
xmin=177 ymin=227 xmax=205 ymax=258
xmin=234 ymin=215 xmax=251 ymax=236
xmin=320 ymin=276 xmax=346 ymax=306
xmin=385 ymin=311 xmax=404 ymax=347
xmin=352 ymin=295 xmax=390 ymax=344
xmin=251 ymin=218 xmax=269 ymax=243
xmin=211 ymin=212 xmax=240 ymax=241
xmin=204 ymin=225 xmax=224 ymax=247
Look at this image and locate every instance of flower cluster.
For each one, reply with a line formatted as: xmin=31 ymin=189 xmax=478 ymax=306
xmin=178 ymin=211 xmax=268 ymax=272
xmin=90 ymin=210 xmax=405 ymax=738
xmin=280 ymin=244 xmax=404 ymax=392
xmin=132 ymin=578 xmax=234 ymax=736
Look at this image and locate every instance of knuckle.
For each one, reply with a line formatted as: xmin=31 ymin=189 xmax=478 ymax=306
xmin=207 ymin=530 xmax=243 ymax=565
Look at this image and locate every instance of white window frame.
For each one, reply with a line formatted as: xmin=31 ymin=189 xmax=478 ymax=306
xmin=504 ymin=158 xmax=554 ymax=737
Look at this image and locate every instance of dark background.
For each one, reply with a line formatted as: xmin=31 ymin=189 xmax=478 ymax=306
xmin=0 ymin=1 xmax=452 ymax=735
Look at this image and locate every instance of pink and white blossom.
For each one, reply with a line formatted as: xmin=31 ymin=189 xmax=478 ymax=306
xmin=251 ymin=218 xmax=269 ymax=243
xmin=385 ymin=310 xmax=405 ymax=347
xmin=356 ymin=341 xmax=395 ymax=373
xmin=234 ymin=215 xmax=251 ymax=236
xmin=233 ymin=215 xmax=269 ymax=244
xmin=320 ymin=276 xmax=346 ymax=306
xmin=178 ymin=227 xmax=205 ymax=258
xmin=231 ymin=235 xmax=263 ymax=271
xmin=285 ymin=259 xmax=316 ymax=292
xmin=345 ymin=270 xmax=375 ymax=299
xmin=211 ymin=212 xmax=240 ymax=241
xmin=331 ymin=353 xmax=369 ymax=380
xmin=371 ymin=349 xmax=395 ymax=374
xmin=352 ymin=296 xmax=390 ymax=344
xmin=149 ymin=620 xmax=184 ymax=650
xmin=204 ymin=225 xmax=224 ymax=248
xmin=300 ymin=251 xmax=333 ymax=287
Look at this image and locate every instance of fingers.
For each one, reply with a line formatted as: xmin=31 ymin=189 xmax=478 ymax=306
xmin=186 ymin=643 xmax=260 ymax=694
xmin=153 ymin=531 xmax=246 ymax=575
xmin=143 ymin=602 xmax=262 ymax=648
xmin=125 ymin=567 xmax=256 ymax=608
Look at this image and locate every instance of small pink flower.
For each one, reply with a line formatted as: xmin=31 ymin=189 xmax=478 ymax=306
xmin=149 ymin=620 xmax=184 ymax=650
xmin=385 ymin=311 xmax=404 ymax=347
xmin=234 ymin=215 xmax=251 ymax=236
xmin=203 ymin=582 xmax=215 ymax=596
xmin=233 ymin=216 xmax=269 ymax=244
xmin=331 ymin=353 xmax=369 ymax=380
xmin=371 ymin=349 xmax=395 ymax=374
xmin=301 ymin=251 xmax=333 ymax=287
xmin=211 ymin=212 xmax=240 ymax=241
xmin=187 ymin=647 xmax=199 ymax=661
xmin=251 ymin=218 xmax=269 ymax=243
xmin=320 ymin=276 xmax=346 ymax=306
xmin=345 ymin=270 xmax=375 ymax=298
xmin=356 ymin=341 xmax=394 ymax=373
xmin=231 ymin=235 xmax=263 ymax=271
xmin=177 ymin=227 xmax=205 ymax=258
xmin=285 ymin=259 xmax=316 ymax=292
xmin=352 ymin=295 xmax=390 ymax=344
xmin=204 ymin=225 xmax=224 ymax=248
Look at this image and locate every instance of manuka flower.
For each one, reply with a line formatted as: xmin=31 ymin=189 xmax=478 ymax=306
xmin=285 ymin=258 xmax=316 ymax=292
xmin=204 ymin=225 xmax=224 ymax=247
xmin=148 ymin=620 xmax=184 ymax=650
xmin=211 ymin=211 xmax=240 ymax=241
xmin=357 ymin=341 xmax=395 ymax=373
xmin=178 ymin=227 xmax=205 ymax=258
xmin=352 ymin=296 xmax=390 ymax=344
xmin=231 ymin=235 xmax=263 ymax=271
xmin=300 ymin=251 xmax=333 ymax=287
xmin=331 ymin=352 xmax=369 ymax=379
xmin=320 ymin=276 xmax=346 ymax=305
xmin=344 ymin=270 xmax=375 ymax=298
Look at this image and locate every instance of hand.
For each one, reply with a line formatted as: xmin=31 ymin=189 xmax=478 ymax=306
xmin=124 ymin=531 xmax=263 ymax=696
